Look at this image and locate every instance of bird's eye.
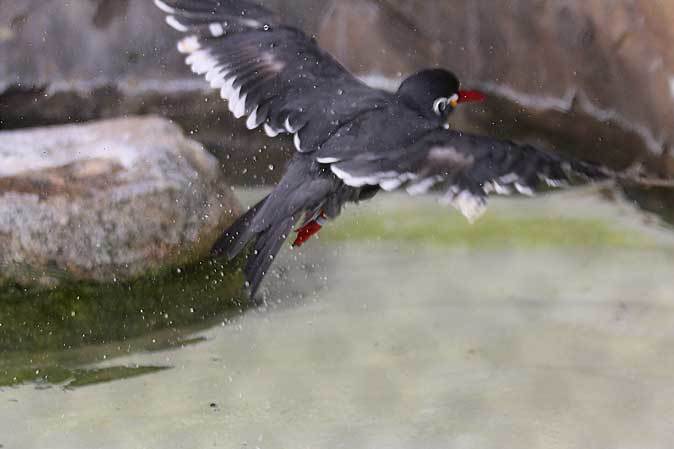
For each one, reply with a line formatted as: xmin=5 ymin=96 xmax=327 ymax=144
xmin=433 ymin=98 xmax=449 ymax=116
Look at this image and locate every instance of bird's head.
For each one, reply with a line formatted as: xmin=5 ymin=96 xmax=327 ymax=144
xmin=397 ymin=69 xmax=485 ymax=125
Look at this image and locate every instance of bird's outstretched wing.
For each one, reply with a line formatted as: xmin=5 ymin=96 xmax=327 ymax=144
xmin=155 ymin=0 xmax=389 ymax=152
xmin=326 ymin=129 xmax=610 ymax=222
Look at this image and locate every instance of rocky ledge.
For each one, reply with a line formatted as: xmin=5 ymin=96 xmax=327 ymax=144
xmin=0 ymin=116 xmax=241 ymax=289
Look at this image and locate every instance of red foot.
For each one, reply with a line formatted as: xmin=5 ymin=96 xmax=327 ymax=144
xmin=292 ymin=213 xmax=327 ymax=248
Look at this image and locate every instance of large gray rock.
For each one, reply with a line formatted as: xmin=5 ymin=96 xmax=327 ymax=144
xmin=0 ymin=116 xmax=241 ymax=288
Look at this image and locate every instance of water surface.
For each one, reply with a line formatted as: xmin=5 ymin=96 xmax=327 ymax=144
xmin=2 ymin=188 xmax=674 ymax=449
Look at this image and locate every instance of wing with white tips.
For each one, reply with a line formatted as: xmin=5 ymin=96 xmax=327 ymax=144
xmin=327 ymin=129 xmax=611 ymax=222
xmin=155 ymin=0 xmax=389 ymax=153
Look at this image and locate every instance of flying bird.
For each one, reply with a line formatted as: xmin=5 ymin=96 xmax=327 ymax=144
xmin=155 ymin=0 xmax=609 ymax=296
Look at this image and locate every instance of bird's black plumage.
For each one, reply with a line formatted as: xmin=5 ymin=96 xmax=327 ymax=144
xmin=155 ymin=0 xmax=610 ymax=296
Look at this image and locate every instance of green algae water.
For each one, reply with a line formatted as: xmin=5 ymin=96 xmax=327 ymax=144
xmin=1 ymin=187 xmax=674 ymax=449
xmin=0 ymin=259 xmax=245 ymax=388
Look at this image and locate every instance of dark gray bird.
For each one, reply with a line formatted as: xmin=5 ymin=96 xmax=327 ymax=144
xmin=155 ymin=0 xmax=609 ymax=296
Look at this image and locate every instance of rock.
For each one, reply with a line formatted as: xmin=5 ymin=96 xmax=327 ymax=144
xmin=0 ymin=116 xmax=241 ymax=288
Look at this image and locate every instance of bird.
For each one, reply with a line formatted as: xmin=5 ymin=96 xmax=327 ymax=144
xmin=154 ymin=0 xmax=610 ymax=296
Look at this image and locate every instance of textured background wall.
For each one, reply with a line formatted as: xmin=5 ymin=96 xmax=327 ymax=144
xmin=1 ymin=0 xmax=673 ymax=181
xmin=318 ymin=0 xmax=674 ymax=169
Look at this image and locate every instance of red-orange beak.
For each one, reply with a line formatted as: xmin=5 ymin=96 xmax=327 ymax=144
xmin=458 ymin=90 xmax=487 ymax=104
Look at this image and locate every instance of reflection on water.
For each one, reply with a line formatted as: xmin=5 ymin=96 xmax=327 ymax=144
xmin=1 ymin=187 xmax=674 ymax=449
xmin=0 ymin=259 xmax=245 ymax=388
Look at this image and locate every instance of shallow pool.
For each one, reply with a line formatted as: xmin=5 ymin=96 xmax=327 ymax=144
xmin=2 ymin=187 xmax=674 ymax=449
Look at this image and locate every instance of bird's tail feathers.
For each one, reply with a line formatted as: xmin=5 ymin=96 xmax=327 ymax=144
xmin=211 ymin=195 xmax=268 ymax=260
xmin=243 ymin=216 xmax=295 ymax=297
xmin=210 ymin=194 xmax=298 ymax=297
